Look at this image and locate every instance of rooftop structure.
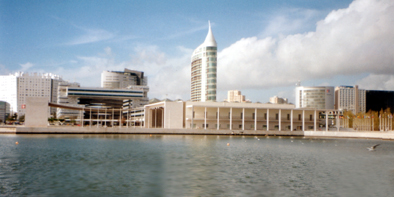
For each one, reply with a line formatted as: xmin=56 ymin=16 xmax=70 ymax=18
xmin=191 ymin=21 xmax=217 ymax=102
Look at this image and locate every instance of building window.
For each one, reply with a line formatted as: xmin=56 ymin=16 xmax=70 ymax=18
xmin=239 ymin=124 xmax=242 ymax=129
xmin=252 ymin=113 xmax=255 ymax=120
xmin=240 ymin=113 xmax=243 ymax=119
xmin=287 ymin=114 xmax=290 ymax=120
xmin=193 ymin=111 xmax=195 ymax=118
xmin=310 ymin=114 xmax=313 ymax=121
xmin=264 ymin=113 xmax=267 ymax=120
xmin=276 ymin=113 xmax=278 ymax=120
xmin=298 ymin=114 xmax=301 ymax=120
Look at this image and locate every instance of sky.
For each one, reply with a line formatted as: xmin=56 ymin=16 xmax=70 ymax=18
xmin=1 ymin=0 xmax=393 ymax=103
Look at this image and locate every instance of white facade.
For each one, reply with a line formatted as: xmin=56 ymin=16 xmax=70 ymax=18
xmin=0 ymin=72 xmax=63 ymax=117
xmin=101 ymin=69 xmax=148 ymax=89
xmin=0 ymin=75 xmax=17 ymax=114
xmin=145 ymin=101 xmax=324 ymax=131
xmin=191 ymin=21 xmax=217 ymax=102
xmin=335 ymin=85 xmax=366 ymax=114
xmin=270 ymin=96 xmax=288 ymax=104
xmin=295 ymin=86 xmax=335 ymax=109
xmin=227 ymin=90 xmax=245 ymax=103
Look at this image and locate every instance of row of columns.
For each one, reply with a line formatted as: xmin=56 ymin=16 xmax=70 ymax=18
xmin=191 ymin=107 xmax=321 ymax=131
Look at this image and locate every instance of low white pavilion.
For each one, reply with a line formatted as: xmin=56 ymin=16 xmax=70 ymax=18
xmin=144 ymin=101 xmax=333 ymax=131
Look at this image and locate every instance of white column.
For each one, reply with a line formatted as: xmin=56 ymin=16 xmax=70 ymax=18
xmin=155 ymin=108 xmax=157 ymax=128
xmin=119 ymin=108 xmax=122 ymax=128
xmin=290 ymin=109 xmax=293 ymax=132
xmin=254 ymin=108 xmax=257 ymax=131
xmin=278 ymin=109 xmax=281 ymax=131
xmin=204 ymin=107 xmax=207 ymax=130
xmin=302 ymin=110 xmax=305 ymax=131
xmin=191 ymin=106 xmax=194 ymax=129
xmin=161 ymin=108 xmax=164 ymax=128
xmin=242 ymin=108 xmax=245 ymax=130
xmin=314 ymin=110 xmax=317 ymax=131
xmin=126 ymin=108 xmax=129 ymax=128
xmin=217 ymin=107 xmax=220 ymax=130
xmin=326 ymin=111 xmax=328 ymax=131
xmin=230 ymin=107 xmax=233 ymax=130
xmin=105 ymin=108 xmax=107 ymax=127
xmin=97 ymin=109 xmax=99 ymax=128
xmin=267 ymin=109 xmax=269 ymax=131
xmin=81 ymin=109 xmax=84 ymax=127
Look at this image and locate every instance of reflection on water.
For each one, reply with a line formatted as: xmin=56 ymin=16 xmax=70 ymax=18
xmin=1 ymin=134 xmax=394 ymax=196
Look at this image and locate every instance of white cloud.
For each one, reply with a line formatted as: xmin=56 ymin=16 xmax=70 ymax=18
xmin=357 ymin=74 xmax=394 ymax=90
xmin=20 ymin=62 xmax=34 ymax=72
xmin=218 ymin=0 xmax=394 ymax=91
xmin=66 ymin=26 xmax=115 ymax=45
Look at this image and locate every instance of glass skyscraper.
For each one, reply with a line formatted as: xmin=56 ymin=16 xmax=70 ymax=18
xmin=191 ymin=21 xmax=217 ymax=102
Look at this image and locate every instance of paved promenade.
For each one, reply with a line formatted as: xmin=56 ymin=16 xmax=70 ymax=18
xmin=1 ymin=126 xmax=394 ymax=140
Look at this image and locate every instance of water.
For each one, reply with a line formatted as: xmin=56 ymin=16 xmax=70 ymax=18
xmin=1 ymin=134 xmax=394 ymax=196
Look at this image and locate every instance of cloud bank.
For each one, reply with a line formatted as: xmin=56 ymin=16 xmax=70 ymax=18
xmin=218 ymin=0 xmax=394 ymax=91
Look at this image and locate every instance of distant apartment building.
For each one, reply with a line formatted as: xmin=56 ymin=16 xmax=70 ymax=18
xmin=295 ymin=86 xmax=334 ymax=109
xmin=270 ymin=96 xmax=288 ymax=104
xmin=0 ymin=101 xmax=10 ymax=123
xmin=365 ymin=90 xmax=394 ymax=113
xmin=0 ymin=72 xmax=63 ymax=117
xmin=226 ymin=90 xmax=245 ymax=103
xmin=191 ymin=21 xmax=217 ymax=102
xmin=334 ymin=85 xmax=365 ymax=114
xmin=101 ymin=68 xmax=148 ymax=88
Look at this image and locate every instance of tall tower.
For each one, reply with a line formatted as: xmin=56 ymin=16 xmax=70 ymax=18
xmin=191 ymin=21 xmax=217 ymax=102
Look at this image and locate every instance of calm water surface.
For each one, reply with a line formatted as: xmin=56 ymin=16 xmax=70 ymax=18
xmin=1 ymin=134 xmax=394 ymax=196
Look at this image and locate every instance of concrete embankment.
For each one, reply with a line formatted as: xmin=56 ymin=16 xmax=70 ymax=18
xmin=1 ymin=126 xmax=394 ymax=140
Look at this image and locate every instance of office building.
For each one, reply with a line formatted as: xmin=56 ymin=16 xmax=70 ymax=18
xmin=295 ymin=86 xmax=334 ymax=109
xmin=335 ymin=85 xmax=366 ymax=114
xmin=0 ymin=72 xmax=63 ymax=117
xmin=191 ymin=21 xmax=217 ymax=102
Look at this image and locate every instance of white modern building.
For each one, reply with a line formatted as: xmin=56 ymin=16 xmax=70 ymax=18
xmin=335 ymin=85 xmax=366 ymax=114
xmin=144 ymin=101 xmax=327 ymax=131
xmin=295 ymin=86 xmax=335 ymax=110
xmin=191 ymin=21 xmax=217 ymax=102
xmin=226 ymin=90 xmax=245 ymax=103
xmin=0 ymin=72 xmax=63 ymax=118
xmin=270 ymin=96 xmax=288 ymax=104
xmin=55 ymin=69 xmax=149 ymax=119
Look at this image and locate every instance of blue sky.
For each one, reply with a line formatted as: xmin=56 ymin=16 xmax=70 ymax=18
xmin=1 ymin=0 xmax=393 ymax=103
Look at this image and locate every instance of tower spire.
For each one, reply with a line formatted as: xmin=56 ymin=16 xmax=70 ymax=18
xmin=204 ymin=20 xmax=217 ymax=46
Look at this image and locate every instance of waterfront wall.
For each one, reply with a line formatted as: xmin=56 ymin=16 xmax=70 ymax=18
xmin=1 ymin=126 xmax=394 ymax=140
